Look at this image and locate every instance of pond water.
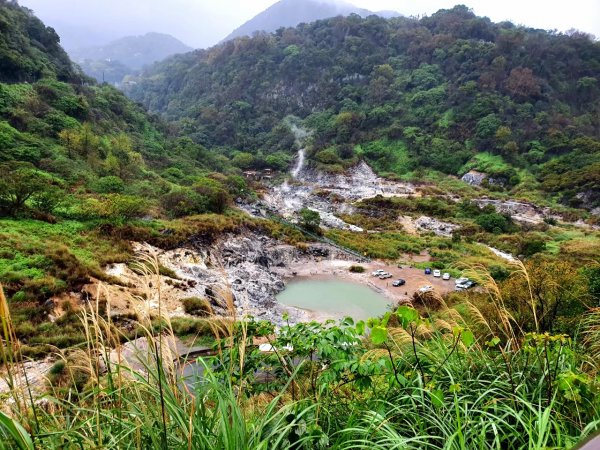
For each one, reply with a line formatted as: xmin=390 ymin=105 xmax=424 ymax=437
xmin=277 ymin=279 xmax=392 ymax=321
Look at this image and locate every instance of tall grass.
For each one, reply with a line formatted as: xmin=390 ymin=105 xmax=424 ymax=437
xmin=0 ymin=256 xmax=599 ymax=449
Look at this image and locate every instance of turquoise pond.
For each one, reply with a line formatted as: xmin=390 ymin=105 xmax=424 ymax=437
xmin=276 ymin=279 xmax=392 ymax=321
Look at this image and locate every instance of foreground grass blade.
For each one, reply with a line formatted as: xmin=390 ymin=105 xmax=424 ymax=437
xmin=0 ymin=411 xmax=34 ymax=450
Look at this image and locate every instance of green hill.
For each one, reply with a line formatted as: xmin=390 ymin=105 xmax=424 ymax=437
xmin=1 ymin=4 xmax=600 ymax=449
xmin=0 ymin=0 xmax=75 ymax=83
xmin=0 ymin=0 xmax=248 ymax=311
xmin=130 ymin=6 xmax=600 ymax=209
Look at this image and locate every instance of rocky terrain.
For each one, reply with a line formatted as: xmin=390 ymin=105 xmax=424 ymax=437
xmin=98 ymin=234 xmax=357 ymax=326
xmin=262 ymin=155 xmax=416 ymax=231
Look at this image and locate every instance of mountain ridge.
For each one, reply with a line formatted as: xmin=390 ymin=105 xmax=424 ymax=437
xmin=69 ymin=32 xmax=193 ymax=70
xmin=222 ymin=0 xmax=400 ymax=42
xmin=68 ymin=31 xmax=193 ymax=85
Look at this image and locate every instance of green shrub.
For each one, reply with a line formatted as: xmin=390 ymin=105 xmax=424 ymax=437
xmin=476 ymin=213 xmax=511 ymax=233
xmin=349 ymin=265 xmax=365 ymax=273
xmin=92 ymin=176 xmax=125 ymax=194
xmin=160 ymin=188 xmax=208 ymax=218
xmin=170 ymin=316 xmax=213 ymax=336
xmin=182 ymin=297 xmax=211 ymax=316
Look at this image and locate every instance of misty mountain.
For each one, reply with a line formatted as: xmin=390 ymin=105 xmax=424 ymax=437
xmin=70 ymin=32 xmax=193 ymax=70
xmin=222 ymin=0 xmax=400 ymax=42
xmin=69 ymin=32 xmax=193 ymax=85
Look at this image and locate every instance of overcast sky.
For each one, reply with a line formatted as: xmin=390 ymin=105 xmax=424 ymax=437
xmin=18 ymin=0 xmax=600 ymax=50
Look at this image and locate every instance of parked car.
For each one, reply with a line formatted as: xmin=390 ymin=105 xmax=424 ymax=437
xmin=372 ymin=269 xmax=385 ymax=277
xmin=379 ymin=272 xmax=393 ymax=279
xmin=433 ymin=269 xmax=441 ymax=277
xmin=392 ymin=279 xmax=406 ymax=287
xmin=424 ymin=268 xmax=432 ymax=275
xmin=455 ymin=277 xmax=469 ymax=286
xmin=442 ymin=272 xmax=451 ymax=280
xmin=456 ymin=280 xmax=475 ymax=291
xmin=419 ymin=285 xmax=434 ymax=293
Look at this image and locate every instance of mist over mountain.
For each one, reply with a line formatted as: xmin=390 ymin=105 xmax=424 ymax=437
xmin=70 ymin=33 xmax=193 ymax=70
xmin=223 ymin=0 xmax=400 ymax=42
xmin=69 ymin=32 xmax=193 ymax=84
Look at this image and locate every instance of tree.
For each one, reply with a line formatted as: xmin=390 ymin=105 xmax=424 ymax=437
xmin=193 ymin=177 xmax=230 ymax=214
xmin=264 ymin=152 xmax=291 ymax=171
xmin=58 ymin=123 xmax=100 ymax=160
xmin=0 ymin=162 xmax=47 ymax=216
xmin=476 ymin=114 xmax=501 ymax=141
xmin=299 ymin=208 xmax=320 ymax=232
xmin=160 ymin=188 xmax=208 ymax=218
xmin=476 ymin=213 xmax=510 ymax=233
xmin=505 ymin=67 xmax=541 ymax=100
xmin=231 ymin=152 xmax=255 ymax=170
xmin=81 ymin=194 xmax=149 ymax=222
xmin=30 ymin=184 xmax=64 ymax=214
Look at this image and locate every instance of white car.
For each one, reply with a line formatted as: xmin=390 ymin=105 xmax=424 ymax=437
xmin=433 ymin=270 xmax=441 ymax=277
xmin=442 ymin=273 xmax=450 ymax=280
xmin=379 ymin=272 xmax=393 ymax=279
xmin=455 ymin=277 xmax=469 ymax=286
xmin=456 ymin=280 xmax=475 ymax=291
xmin=419 ymin=285 xmax=434 ymax=293
xmin=372 ymin=269 xmax=385 ymax=277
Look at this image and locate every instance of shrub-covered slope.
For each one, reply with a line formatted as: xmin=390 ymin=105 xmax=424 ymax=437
xmin=130 ymin=6 xmax=600 ymax=208
xmin=0 ymin=0 xmax=76 ymax=83
xmin=0 ymin=1 xmax=250 ymax=309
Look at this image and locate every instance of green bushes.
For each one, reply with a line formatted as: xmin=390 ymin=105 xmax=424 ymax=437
xmin=476 ymin=212 xmax=511 ymax=233
xmin=80 ymin=194 xmax=150 ymax=222
xmin=181 ymin=297 xmax=211 ymax=316
xmin=170 ymin=316 xmax=213 ymax=336
xmin=349 ymin=265 xmax=365 ymax=273
xmin=299 ymin=207 xmax=320 ymax=232
xmin=92 ymin=176 xmax=125 ymax=194
xmin=0 ymin=162 xmax=53 ymax=217
xmin=160 ymin=177 xmax=231 ymax=219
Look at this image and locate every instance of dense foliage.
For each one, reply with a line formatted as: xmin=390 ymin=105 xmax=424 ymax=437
xmin=0 ymin=0 xmax=76 ymax=83
xmin=0 ymin=4 xmax=600 ymax=448
xmin=131 ymin=6 xmax=600 ymax=208
xmin=0 ymin=1 xmax=255 ymax=321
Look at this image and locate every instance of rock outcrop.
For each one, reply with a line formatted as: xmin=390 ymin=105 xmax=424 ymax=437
xmin=474 ymin=198 xmax=546 ymax=225
xmin=414 ymin=216 xmax=459 ymax=237
xmin=99 ymin=233 xmax=355 ymax=326
xmin=261 ymin=159 xmax=415 ymax=231
xmin=461 ymin=170 xmax=487 ymax=186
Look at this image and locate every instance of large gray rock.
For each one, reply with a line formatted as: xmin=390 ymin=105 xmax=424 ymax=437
xmin=461 ymin=170 xmax=487 ymax=186
xmin=414 ymin=216 xmax=459 ymax=237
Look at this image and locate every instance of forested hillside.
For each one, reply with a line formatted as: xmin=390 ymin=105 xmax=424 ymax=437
xmin=0 ymin=0 xmax=249 ymax=327
xmin=0 ymin=0 xmax=75 ymax=83
xmin=2 ymin=3 xmax=600 ymax=448
xmin=131 ymin=6 xmax=600 ymax=209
